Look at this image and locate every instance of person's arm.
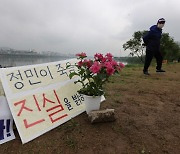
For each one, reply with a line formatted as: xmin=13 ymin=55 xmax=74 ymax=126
xmin=143 ymin=30 xmax=153 ymax=45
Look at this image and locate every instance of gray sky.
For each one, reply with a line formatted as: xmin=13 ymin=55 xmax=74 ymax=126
xmin=0 ymin=0 xmax=180 ymax=57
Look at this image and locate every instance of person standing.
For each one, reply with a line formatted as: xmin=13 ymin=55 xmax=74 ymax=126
xmin=143 ymin=18 xmax=166 ymax=75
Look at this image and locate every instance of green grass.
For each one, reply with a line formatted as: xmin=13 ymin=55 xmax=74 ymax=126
xmin=111 ymin=125 xmax=123 ymax=134
xmin=62 ymin=119 xmax=80 ymax=133
xmin=65 ymin=135 xmax=77 ymax=149
xmin=125 ymin=63 xmax=144 ymax=68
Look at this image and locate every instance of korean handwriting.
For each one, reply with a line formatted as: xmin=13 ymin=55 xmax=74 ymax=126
xmin=72 ymin=93 xmax=84 ymax=106
xmin=13 ymin=90 xmax=68 ymax=129
xmin=63 ymin=93 xmax=84 ymax=112
xmin=7 ymin=66 xmax=53 ymax=90
xmin=64 ymin=98 xmax=73 ymax=111
xmin=56 ymin=62 xmax=75 ymax=77
xmin=0 ymin=119 xmax=11 ymax=140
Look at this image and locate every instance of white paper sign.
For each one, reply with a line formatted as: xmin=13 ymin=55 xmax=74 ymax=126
xmin=0 ymin=59 xmax=86 ymax=144
xmin=0 ymin=96 xmax=15 ymax=144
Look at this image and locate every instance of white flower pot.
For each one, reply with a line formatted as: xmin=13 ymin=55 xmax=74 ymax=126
xmin=83 ymin=95 xmax=102 ymax=114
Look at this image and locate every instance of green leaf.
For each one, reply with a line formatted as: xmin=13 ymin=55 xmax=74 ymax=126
xmin=69 ymin=72 xmax=79 ymax=79
xmin=66 ymin=64 xmax=71 ymax=68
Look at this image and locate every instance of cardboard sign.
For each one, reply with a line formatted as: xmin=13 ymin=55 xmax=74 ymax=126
xmin=0 ymin=96 xmax=15 ymax=144
xmin=0 ymin=59 xmax=86 ymax=144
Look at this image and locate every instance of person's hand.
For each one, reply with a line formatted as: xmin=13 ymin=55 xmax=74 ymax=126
xmin=142 ymin=43 xmax=146 ymax=46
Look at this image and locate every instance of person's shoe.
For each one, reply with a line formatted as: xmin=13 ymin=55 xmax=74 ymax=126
xmin=143 ymin=71 xmax=150 ymax=75
xmin=156 ymin=69 xmax=166 ymax=73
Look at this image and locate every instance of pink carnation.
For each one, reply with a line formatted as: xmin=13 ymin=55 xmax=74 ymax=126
xmin=77 ymin=61 xmax=83 ymax=67
xmin=90 ymin=61 xmax=101 ymax=74
xmin=106 ymin=66 xmax=115 ymax=75
xmin=75 ymin=52 xmax=87 ymax=58
xmin=104 ymin=61 xmax=115 ymax=75
xmin=111 ymin=60 xmax=118 ymax=67
xmin=116 ymin=66 xmax=122 ymax=71
xmin=82 ymin=59 xmax=93 ymax=68
xmin=94 ymin=53 xmax=104 ymax=61
xmin=86 ymin=60 xmax=93 ymax=68
xmin=83 ymin=59 xmax=88 ymax=64
xmin=105 ymin=53 xmax=113 ymax=61
xmin=119 ymin=62 xmax=125 ymax=68
xmin=101 ymin=57 xmax=107 ymax=63
xmin=104 ymin=61 xmax=112 ymax=68
xmin=116 ymin=62 xmax=125 ymax=71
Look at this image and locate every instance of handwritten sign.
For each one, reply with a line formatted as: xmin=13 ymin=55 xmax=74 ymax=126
xmin=0 ymin=96 xmax=15 ymax=144
xmin=3 ymin=59 xmax=77 ymax=93
xmin=0 ymin=59 xmax=86 ymax=144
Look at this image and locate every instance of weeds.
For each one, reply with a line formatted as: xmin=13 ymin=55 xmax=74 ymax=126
xmin=65 ymin=135 xmax=77 ymax=149
xmin=63 ymin=119 xmax=79 ymax=133
xmin=111 ymin=125 xmax=123 ymax=134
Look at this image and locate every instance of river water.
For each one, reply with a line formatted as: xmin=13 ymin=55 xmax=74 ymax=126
xmin=0 ymin=55 xmax=74 ymax=67
xmin=0 ymin=55 xmax=127 ymax=68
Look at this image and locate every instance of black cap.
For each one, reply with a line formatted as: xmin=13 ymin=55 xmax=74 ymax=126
xmin=157 ymin=18 xmax=165 ymax=24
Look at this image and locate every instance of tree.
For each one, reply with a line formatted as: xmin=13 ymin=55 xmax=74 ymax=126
xmin=160 ymin=33 xmax=180 ymax=60
xmin=123 ymin=31 xmax=180 ymax=63
xmin=123 ymin=31 xmax=147 ymax=63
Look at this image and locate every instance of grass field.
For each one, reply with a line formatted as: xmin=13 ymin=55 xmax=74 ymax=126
xmin=1 ymin=62 xmax=180 ymax=154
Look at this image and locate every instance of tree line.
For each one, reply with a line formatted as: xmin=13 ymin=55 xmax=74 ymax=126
xmin=123 ymin=31 xmax=180 ymax=63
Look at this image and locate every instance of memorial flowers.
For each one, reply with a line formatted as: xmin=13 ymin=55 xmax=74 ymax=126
xmin=67 ymin=52 xmax=125 ymax=96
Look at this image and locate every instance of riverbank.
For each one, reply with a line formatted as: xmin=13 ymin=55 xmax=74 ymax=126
xmin=0 ymin=63 xmax=180 ymax=153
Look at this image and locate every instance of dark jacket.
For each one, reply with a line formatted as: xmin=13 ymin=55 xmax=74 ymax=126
xmin=143 ymin=25 xmax=162 ymax=51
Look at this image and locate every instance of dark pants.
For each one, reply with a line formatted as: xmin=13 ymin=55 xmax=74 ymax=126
xmin=143 ymin=49 xmax=163 ymax=72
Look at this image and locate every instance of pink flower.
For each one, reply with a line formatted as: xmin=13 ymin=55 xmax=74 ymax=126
xmin=68 ymin=52 xmax=125 ymax=96
xmin=105 ymin=53 xmax=113 ymax=61
xmin=86 ymin=60 xmax=93 ymax=68
xmin=78 ymin=61 xmax=83 ymax=67
xmin=75 ymin=52 xmax=87 ymax=58
xmin=101 ymin=57 xmax=107 ymax=63
xmin=116 ymin=66 xmax=122 ymax=71
xmin=94 ymin=53 xmax=104 ymax=61
xmin=119 ymin=62 xmax=125 ymax=68
xmin=111 ymin=60 xmax=118 ymax=67
xmin=82 ymin=59 xmax=93 ymax=68
xmin=104 ymin=61 xmax=115 ymax=75
xmin=106 ymin=66 xmax=115 ymax=75
xmin=90 ymin=61 xmax=101 ymax=74
xmin=104 ymin=61 xmax=112 ymax=68
xmin=83 ymin=59 xmax=88 ymax=64
xmin=116 ymin=62 xmax=125 ymax=71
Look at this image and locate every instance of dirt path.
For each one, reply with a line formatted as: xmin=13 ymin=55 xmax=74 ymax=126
xmin=1 ymin=63 xmax=180 ymax=154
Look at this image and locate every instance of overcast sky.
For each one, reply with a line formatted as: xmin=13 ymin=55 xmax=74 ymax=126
xmin=0 ymin=0 xmax=180 ymax=56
